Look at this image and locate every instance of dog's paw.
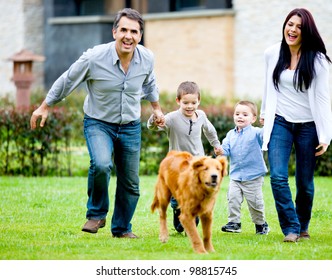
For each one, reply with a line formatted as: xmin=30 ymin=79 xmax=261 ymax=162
xmin=159 ymin=234 xmax=169 ymax=243
xmin=194 ymin=247 xmax=208 ymax=254
xmin=204 ymin=244 xmax=215 ymax=253
xmin=206 ymin=247 xmax=215 ymax=253
xmin=192 ymin=243 xmax=208 ymax=254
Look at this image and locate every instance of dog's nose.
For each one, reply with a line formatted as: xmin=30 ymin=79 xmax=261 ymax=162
xmin=211 ymin=174 xmax=218 ymax=181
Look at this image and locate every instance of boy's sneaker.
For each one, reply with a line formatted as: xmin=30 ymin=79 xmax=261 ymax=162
xmin=221 ymin=222 xmax=242 ymax=233
xmin=255 ymin=222 xmax=270 ymax=235
xmin=173 ymin=209 xmax=200 ymax=233
xmin=173 ymin=209 xmax=184 ymax=233
xmin=195 ymin=216 xmax=200 ymax=227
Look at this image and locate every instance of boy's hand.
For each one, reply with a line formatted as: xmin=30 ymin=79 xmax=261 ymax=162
xmin=214 ymin=146 xmax=223 ymax=156
xmin=153 ymin=110 xmax=165 ymax=127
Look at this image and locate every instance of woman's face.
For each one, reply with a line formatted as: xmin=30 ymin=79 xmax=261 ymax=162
xmin=284 ymin=15 xmax=302 ymax=49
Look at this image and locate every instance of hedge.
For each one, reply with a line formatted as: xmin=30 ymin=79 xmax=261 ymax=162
xmin=0 ymin=92 xmax=331 ymax=176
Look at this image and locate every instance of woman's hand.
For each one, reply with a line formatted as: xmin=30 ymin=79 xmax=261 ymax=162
xmin=315 ymin=143 xmax=328 ymax=156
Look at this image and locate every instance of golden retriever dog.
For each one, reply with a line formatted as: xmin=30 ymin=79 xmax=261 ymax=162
xmin=151 ymin=150 xmax=228 ymax=254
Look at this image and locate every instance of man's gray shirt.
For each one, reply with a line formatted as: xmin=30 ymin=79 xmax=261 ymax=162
xmin=45 ymin=41 xmax=159 ymax=124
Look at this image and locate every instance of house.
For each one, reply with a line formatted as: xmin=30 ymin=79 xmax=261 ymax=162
xmin=1 ymin=0 xmax=331 ymax=101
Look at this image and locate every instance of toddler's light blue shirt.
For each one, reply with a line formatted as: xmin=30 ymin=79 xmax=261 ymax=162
xmin=221 ymin=125 xmax=267 ymax=181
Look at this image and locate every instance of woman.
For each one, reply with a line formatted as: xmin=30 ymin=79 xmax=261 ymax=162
xmin=260 ymin=8 xmax=332 ymax=242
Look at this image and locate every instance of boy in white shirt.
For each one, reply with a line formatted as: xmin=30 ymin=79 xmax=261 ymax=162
xmin=147 ymin=81 xmax=221 ymax=232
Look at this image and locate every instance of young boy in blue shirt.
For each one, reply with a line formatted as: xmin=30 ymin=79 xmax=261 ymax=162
xmin=215 ymin=101 xmax=270 ymax=234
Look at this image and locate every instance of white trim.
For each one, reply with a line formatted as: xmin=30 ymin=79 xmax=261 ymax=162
xmin=48 ymin=15 xmax=114 ymax=25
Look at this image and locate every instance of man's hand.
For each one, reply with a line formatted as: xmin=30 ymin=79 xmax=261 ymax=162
xmin=30 ymin=100 xmax=50 ymax=130
xmin=153 ymin=109 xmax=165 ymax=127
xmin=150 ymin=101 xmax=165 ymax=126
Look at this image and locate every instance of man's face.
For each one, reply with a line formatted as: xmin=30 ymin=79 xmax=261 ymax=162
xmin=112 ymin=16 xmax=142 ymax=57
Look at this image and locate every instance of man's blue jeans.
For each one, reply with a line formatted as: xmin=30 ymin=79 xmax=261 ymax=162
xmin=83 ymin=115 xmax=141 ymax=235
xmin=268 ymin=115 xmax=318 ymax=236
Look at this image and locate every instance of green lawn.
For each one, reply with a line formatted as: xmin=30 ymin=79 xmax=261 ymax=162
xmin=0 ymin=176 xmax=332 ymax=260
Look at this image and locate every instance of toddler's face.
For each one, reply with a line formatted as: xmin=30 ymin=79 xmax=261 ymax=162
xmin=176 ymin=93 xmax=200 ymax=118
xmin=233 ymin=104 xmax=256 ymax=130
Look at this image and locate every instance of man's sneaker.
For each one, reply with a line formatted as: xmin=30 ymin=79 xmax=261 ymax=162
xmin=283 ymin=233 xmax=299 ymax=242
xmin=221 ymin=222 xmax=241 ymax=233
xmin=299 ymin=231 xmax=310 ymax=240
xmin=255 ymin=222 xmax=270 ymax=235
xmin=82 ymin=219 xmax=106 ymax=233
xmin=173 ymin=209 xmax=184 ymax=233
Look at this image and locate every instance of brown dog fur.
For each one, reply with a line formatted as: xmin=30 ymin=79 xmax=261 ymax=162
xmin=151 ymin=150 xmax=228 ymax=254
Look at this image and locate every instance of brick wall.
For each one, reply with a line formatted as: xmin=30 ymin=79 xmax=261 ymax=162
xmin=144 ymin=10 xmax=235 ymax=99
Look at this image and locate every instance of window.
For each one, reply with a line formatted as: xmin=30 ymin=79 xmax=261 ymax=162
xmin=169 ymin=0 xmax=232 ymax=12
xmin=76 ymin=0 xmax=104 ymax=15
xmin=53 ymin=0 xmax=105 ymax=16
xmin=171 ymin=0 xmax=206 ymax=11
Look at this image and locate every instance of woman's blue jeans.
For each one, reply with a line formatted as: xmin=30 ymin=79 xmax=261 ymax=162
xmin=268 ymin=115 xmax=318 ymax=236
xmin=83 ymin=115 xmax=141 ymax=235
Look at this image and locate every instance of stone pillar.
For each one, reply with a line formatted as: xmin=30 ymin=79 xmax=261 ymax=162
xmin=8 ymin=49 xmax=45 ymax=110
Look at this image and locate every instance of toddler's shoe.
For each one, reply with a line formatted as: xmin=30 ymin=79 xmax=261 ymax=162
xmin=221 ymin=222 xmax=241 ymax=233
xmin=255 ymin=222 xmax=270 ymax=235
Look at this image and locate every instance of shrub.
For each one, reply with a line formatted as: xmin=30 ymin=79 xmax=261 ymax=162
xmin=1 ymin=91 xmax=331 ymax=176
xmin=0 ymin=104 xmax=76 ymax=176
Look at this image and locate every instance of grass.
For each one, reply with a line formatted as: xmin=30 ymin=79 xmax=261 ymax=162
xmin=0 ymin=175 xmax=332 ymax=260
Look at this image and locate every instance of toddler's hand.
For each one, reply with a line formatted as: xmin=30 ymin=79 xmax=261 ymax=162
xmin=214 ymin=147 xmax=223 ymax=156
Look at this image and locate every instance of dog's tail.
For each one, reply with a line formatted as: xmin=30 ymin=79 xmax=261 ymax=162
xmin=151 ymin=177 xmax=160 ymax=213
xmin=151 ymin=194 xmax=159 ymax=213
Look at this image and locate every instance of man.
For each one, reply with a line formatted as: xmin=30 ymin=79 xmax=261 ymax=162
xmin=30 ymin=8 xmax=164 ymax=238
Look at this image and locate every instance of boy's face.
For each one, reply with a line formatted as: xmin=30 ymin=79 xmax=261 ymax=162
xmin=176 ymin=93 xmax=200 ymax=118
xmin=233 ymin=104 xmax=256 ymax=130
